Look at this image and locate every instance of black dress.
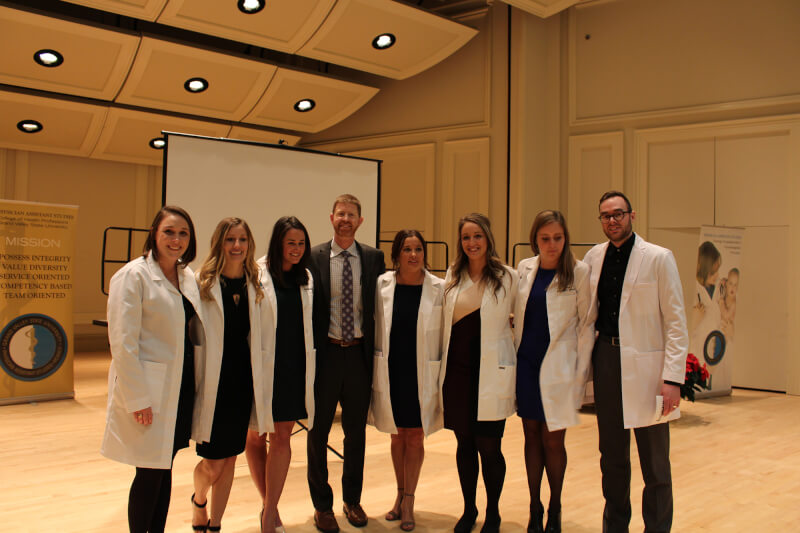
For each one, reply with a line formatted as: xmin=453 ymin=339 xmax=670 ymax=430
xmin=388 ymin=284 xmax=423 ymax=429
xmin=443 ymin=309 xmax=506 ymax=438
xmin=173 ymin=293 xmax=197 ymax=453
xmin=196 ymin=275 xmax=254 ymax=459
xmin=271 ymin=274 xmax=308 ymax=422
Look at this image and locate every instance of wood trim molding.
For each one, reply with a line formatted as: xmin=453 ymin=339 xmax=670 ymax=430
xmin=567 ymin=131 xmax=623 ymax=237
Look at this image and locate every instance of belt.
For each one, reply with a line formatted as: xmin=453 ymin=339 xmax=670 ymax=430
xmin=328 ymin=337 xmax=363 ymax=348
xmin=598 ymin=334 xmax=621 ymax=347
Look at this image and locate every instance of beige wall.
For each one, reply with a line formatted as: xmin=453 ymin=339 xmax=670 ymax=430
xmin=302 ymin=5 xmax=511 ymax=269
xmin=562 ymin=0 xmax=800 ymax=394
xmin=0 ymin=148 xmax=161 ymax=350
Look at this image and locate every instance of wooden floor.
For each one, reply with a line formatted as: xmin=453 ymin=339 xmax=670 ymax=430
xmin=2 ymin=351 xmax=799 ymax=532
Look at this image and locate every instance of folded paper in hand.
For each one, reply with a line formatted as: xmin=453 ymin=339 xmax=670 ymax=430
xmin=653 ymin=395 xmax=680 ymax=424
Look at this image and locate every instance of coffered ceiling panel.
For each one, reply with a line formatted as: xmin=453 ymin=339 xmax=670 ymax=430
xmin=0 ymin=90 xmax=106 ymax=157
xmin=157 ymin=0 xmax=336 ymax=54
xmin=62 ymin=0 xmax=168 ymax=21
xmin=0 ymin=5 xmax=139 ymax=100
xmin=500 ymin=0 xmax=585 ymax=18
xmin=227 ymin=126 xmax=301 ymax=146
xmin=116 ymin=36 xmax=277 ymax=121
xmin=298 ymin=0 xmax=478 ymax=80
xmin=91 ymin=107 xmax=230 ymax=165
xmin=244 ymin=68 xmax=378 ymax=133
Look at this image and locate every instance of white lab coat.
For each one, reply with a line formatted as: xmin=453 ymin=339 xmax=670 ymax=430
xmin=191 ymin=273 xmax=269 ymax=443
xmin=101 ymin=253 xmax=205 ymax=469
xmin=369 ymin=270 xmax=445 ymax=436
xmin=584 ymin=235 xmax=689 ymax=429
xmin=439 ymin=265 xmax=518 ymax=421
xmin=514 ymin=257 xmax=596 ymax=430
xmin=255 ymin=258 xmax=316 ymax=434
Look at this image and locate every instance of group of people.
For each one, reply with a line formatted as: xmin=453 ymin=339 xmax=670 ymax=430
xmin=101 ymin=190 xmax=689 ymax=533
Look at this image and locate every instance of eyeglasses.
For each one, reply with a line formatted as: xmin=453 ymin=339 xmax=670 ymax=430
xmin=598 ymin=210 xmax=631 ymax=223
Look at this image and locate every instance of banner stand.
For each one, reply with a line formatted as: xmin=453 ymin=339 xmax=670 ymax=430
xmin=0 ymin=199 xmax=78 ymax=405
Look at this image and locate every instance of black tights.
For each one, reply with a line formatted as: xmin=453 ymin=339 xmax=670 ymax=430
xmin=128 ymin=465 xmax=173 ymax=533
xmin=522 ymin=419 xmax=566 ymax=511
xmin=454 ymin=431 xmax=506 ymax=519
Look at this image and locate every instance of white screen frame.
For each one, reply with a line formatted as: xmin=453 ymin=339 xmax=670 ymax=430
xmin=162 ymin=132 xmax=381 ymax=268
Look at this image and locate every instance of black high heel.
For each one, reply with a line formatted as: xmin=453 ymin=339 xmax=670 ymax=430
xmin=191 ymin=494 xmax=209 ymax=532
xmin=454 ymin=507 xmax=478 ymax=533
xmin=544 ymin=505 xmax=561 ymax=533
xmin=528 ymin=501 xmax=544 ymax=533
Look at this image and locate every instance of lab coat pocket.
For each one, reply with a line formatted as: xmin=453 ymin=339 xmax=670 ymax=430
xmin=423 ymin=360 xmax=441 ymax=400
xmin=372 ymin=350 xmax=389 ymax=392
xmin=496 ymin=335 xmax=517 ymax=367
xmin=141 ymin=360 xmax=167 ymax=414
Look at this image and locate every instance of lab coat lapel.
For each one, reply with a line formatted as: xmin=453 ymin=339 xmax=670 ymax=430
xmin=619 ymin=235 xmax=645 ymax=316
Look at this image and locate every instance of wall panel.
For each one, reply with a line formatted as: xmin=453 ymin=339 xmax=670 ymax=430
xmin=567 ymin=132 xmax=623 ymax=244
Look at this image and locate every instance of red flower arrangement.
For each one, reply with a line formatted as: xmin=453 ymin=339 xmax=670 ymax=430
xmin=681 ymin=353 xmax=711 ymax=401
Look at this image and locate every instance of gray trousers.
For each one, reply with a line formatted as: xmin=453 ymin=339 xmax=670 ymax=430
xmin=592 ymin=338 xmax=673 ymax=533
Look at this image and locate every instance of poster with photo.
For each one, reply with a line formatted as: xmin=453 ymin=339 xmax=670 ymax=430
xmin=690 ymin=226 xmax=744 ymax=397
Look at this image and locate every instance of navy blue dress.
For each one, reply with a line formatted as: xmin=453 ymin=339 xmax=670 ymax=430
xmin=516 ymin=268 xmax=556 ymax=421
xmin=388 ymin=284 xmax=423 ymax=428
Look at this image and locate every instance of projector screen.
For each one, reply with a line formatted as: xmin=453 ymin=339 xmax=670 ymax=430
xmin=163 ymin=133 xmax=381 ymax=268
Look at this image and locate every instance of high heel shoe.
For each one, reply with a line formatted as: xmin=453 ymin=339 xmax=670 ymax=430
xmin=543 ymin=505 xmax=560 ymax=533
xmin=385 ymin=488 xmax=404 ymax=521
xmin=191 ymin=493 xmax=208 ymax=532
xmin=453 ymin=507 xmax=478 ymax=533
xmin=400 ymin=494 xmax=415 ymax=532
xmin=479 ymin=512 xmax=501 ymax=533
xmin=528 ymin=501 xmax=544 ymax=533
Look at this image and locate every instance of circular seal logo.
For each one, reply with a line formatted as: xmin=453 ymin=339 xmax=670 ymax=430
xmin=0 ymin=313 xmax=68 ymax=381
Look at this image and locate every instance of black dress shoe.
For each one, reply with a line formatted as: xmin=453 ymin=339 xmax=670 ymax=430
xmin=544 ymin=506 xmax=561 ymax=533
xmin=480 ymin=513 xmax=501 ymax=533
xmin=528 ymin=501 xmax=544 ymax=533
xmin=454 ymin=507 xmax=478 ymax=533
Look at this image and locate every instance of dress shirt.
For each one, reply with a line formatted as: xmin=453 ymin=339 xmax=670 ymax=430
xmin=328 ymin=240 xmax=363 ymax=340
xmin=596 ymin=233 xmax=635 ymax=337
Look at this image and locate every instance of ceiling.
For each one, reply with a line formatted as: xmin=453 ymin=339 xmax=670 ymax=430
xmin=0 ymin=0 xmax=583 ymax=166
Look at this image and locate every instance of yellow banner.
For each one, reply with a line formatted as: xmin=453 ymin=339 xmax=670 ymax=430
xmin=0 ymin=199 xmax=78 ymax=404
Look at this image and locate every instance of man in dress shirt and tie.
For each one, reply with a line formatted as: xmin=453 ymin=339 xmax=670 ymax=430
xmin=307 ymin=194 xmax=385 ymax=533
xmin=583 ymin=191 xmax=688 ymax=533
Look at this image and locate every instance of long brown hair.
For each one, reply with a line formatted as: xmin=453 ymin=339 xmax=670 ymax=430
xmin=197 ymin=217 xmax=264 ymax=302
xmin=529 ymin=210 xmax=575 ymax=292
xmin=446 ymin=213 xmax=507 ymax=297
xmin=142 ymin=205 xmax=196 ymax=267
xmin=390 ymin=229 xmax=430 ymax=270
xmin=266 ymin=216 xmax=311 ymax=287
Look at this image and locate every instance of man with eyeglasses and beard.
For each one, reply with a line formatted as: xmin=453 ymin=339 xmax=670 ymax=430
xmin=583 ymin=191 xmax=688 ymax=533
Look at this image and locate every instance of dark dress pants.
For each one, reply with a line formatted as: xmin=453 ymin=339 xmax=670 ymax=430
xmin=307 ymin=343 xmax=371 ymax=511
xmin=592 ymin=338 xmax=673 ymax=533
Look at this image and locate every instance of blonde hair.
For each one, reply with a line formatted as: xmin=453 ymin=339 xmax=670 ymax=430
xmin=197 ymin=217 xmax=264 ymax=303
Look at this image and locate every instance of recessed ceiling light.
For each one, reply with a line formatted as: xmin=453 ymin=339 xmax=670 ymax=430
xmin=17 ymin=120 xmax=43 ymax=133
xmin=372 ymin=33 xmax=396 ymax=50
xmin=238 ymin=0 xmax=264 ymax=14
xmin=184 ymin=77 xmax=209 ymax=93
xmin=149 ymin=137 xmax=166 ymax=149
xmin=34 ymin=49 xmax=64 ymax=67
xmin=294 ymin=99 xmax=315 ymax=112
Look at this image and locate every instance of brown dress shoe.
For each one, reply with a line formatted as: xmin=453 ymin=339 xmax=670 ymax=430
xmin=343 ymin=502 xmax=368 ymax=527
xmin=314 ymin=510 xmax=340 ymax=533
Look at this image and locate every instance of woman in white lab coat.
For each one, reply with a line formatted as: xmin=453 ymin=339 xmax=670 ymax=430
xmin=189 ymin=217 xmax=267 ymax=532
xmin=513 ymin=211 xmax=594 ymax=533
xmin=370 ymin=230 xmax=445 ymax=531
xmin=244 ymin=216 xmax=316 ymax=533
xmin=101 ymin=205 xmax=204 ymax=533
xmin=439 ymin=213 xmax=518 ymax=533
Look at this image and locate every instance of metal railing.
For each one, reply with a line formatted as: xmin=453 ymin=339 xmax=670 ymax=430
xmin=378 ymin=239 xmax=449 ymax=274
xmin=100 ymin=226 xmax=150 ymax=295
